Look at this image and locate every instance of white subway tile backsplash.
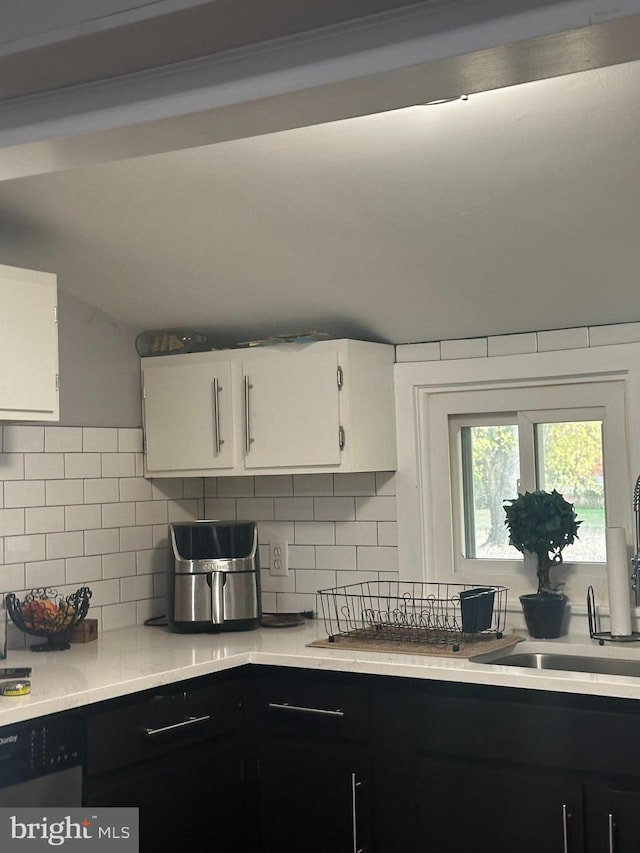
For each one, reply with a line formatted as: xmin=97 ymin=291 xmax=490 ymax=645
xmin=0 ymin=425 xmax=401 ymax=629
xmin=150 ymin=478 xmax=184 ymax=500
xmin=5 ymin=480 xmax=45 ymax=508
xmin=538 ymin=327 xmax=589 ymax=351
xmin=357 ymin=545 xmax=398 ymax=573
xmin=120 ymin=525 xmax=153 ymax=552
xmin=45 ymin=427 xmax=82 ymax=453
xmin=65 ymin=504 xmax=102 ymax=531
xmin=72 ymin=566 xmax=111 ymax=594
xmin=1 ymin=562 xmax=25 ymax=591
xmin=84 ymin=528 xmax=120 ymax=556
xmin=102 ymin=502 xmax=136 ymax=528
xmin=136 ymin=548 xmax=166 ymax=575
xmin=135 ymin=500 xmax=168 ymax=526
xmin=84 ymin=478 xmax=120 ymax=504
xmin=121 ymin=574 xmax=154 ymax=602
xmin=5 ymin=534 xmax=46 ymax=564
xmin=335 ymin=521 xmax=377 ymax=546
xmin=118 ymin=429 xmax=143 ymax=453
xmin=334 ymin=473 xmax=376 ymax=496
xmin=47 ymin=531 xmax=84 ymax=560
xmin=3 ymin=426 xmax=44 ymax=452
xmin=313 ymin=497 xmax=355 ymax=521
xmin=24 ymin=453 xmax=64 ymax=480
xmin=26 ymin=506 xmax=64 ymax=535
xmin=83 ymin=427 xmax=118 ymax=452
xmin=103 ymin=551 xmax=136 ymax=580
xmin=315 ymin=545 xmax=357 ymax=571
xmin=377 ymin=521 xmax=398 ymax=546
xmin=237 ymin=498 xmax=275 ymax=521
xmin=294 ymin=521 xmax=335 ymax=545
xmin=46 ymin=479 xmax=84 ymax=506
xmin=296 ymin=569 xmax=335 ymax=593
xmin=1 ymin=508 xmax=25 ymax=537
xmin=287 ymin=545 xmax=315 ymax=569
xmin=0 ymin=455 xmax=25 ymax=482
xmin=255 ymin=475 xmax=294 ymax=497
xmin=64 ymin=453 xmax=102 ymax=479
xmin=275 ymin=497 xmax=313 ymax=521
xmin=119 ymin=477 xmax=153 ymax=502
xmin=101 ymin=602 xmax=136 ymax=631
xmin=293 ymin=473 xmax=334 ymax=496
xmin=26 ymin=559 xmax=66 ymax=589
xmin=355 ymin=495 xmax=397 ymax=521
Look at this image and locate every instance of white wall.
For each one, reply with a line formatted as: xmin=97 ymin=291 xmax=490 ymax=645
xmin=58 ymin=290 xmax=141 ymax=428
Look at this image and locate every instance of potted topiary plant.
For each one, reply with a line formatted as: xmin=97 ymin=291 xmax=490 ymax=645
xmin=504 ymin=489 xmax=581 ymax=638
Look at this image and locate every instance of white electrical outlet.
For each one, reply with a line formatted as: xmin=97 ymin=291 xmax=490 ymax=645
xmin=269 ymin=536 xmax=289 ymax=577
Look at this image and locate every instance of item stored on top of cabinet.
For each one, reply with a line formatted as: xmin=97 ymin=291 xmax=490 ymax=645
xmin=141 ymin=338 xmax=396 ymax=477
xmin=135 ymin=327 xmax=211 ymax=356
xmin=317 ymin=581 xmax=508 ymax=651
xmin=6 ymin=586 xmax=92 ymax=651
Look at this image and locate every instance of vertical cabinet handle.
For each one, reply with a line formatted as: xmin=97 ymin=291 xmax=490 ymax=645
xmin=212 ymin=377 xmax=223 ymax=455
xmin=608 ymin=813 xmax=615 ymax=853
xmin=562 ymin=804 xmax=570 ymax=853
xmin=244 ymin=375 xmax=254 ymax=453
xmin=351 ymin=772 xmax=364 ymax=853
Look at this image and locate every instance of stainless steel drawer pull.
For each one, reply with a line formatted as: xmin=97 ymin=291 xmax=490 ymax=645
xmin=212 ymin=378 xmax=222 ymax=455
xmin=144 ymin=714 xmax=211 ymax=737
xmin=608 ymin=813 xmax=615 ymax=853
xmin=351 ymin=772 xmax=363 ymax=853
xmin=267 ymin=702 xmax=344 ymax=718
xmin=562 ymin=803 xmax=570 ymax=853
xmin=243 ymin=375 xmax=254 ymax=453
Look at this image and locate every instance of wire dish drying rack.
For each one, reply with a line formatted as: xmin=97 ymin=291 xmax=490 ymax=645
xmin=317 ymin=581 xmax=508 ymax=651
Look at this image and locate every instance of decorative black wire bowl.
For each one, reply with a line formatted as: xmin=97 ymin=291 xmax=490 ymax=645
xmin=5 ymin=587 xmax=92 ymax=652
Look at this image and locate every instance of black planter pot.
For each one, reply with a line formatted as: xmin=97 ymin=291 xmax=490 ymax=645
xmin=519 ymin=593 xmax=568 ymax=639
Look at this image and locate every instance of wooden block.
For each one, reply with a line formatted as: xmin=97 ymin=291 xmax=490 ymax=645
xmin=69 ymin=618 xmax=98 ymax=643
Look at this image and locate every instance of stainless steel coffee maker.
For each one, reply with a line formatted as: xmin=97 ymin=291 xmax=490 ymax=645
xmin=168 ymin=520 xmax=261 ymax=632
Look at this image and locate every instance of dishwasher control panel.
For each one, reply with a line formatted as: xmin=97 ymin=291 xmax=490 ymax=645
xmin=0 ymin=711 xmax=84 ymax=787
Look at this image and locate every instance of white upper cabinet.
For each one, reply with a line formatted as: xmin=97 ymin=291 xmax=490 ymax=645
xmin=141 ymin=339 xmax=396 ymax=477
xmin=0 ymin=263 xmax=59 ymax=422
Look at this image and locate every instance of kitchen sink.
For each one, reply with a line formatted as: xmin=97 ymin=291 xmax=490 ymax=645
xmin=468 ymin=650 xmax=640 ymax=677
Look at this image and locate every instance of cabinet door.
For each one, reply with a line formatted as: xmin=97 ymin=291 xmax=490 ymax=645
xmin=85 ymin=737 xmax=250 ymax=851
xmin=143 ymin=360 xmax=235 ymax=472
xmin=242 ymin=349 xmax=341 ymax=469
xmin=416 ymin=757 xmax=584 ymax=853
xmin=586 ymin=782 xmax=640 ymax=853
xmin=258 ymin=736 xmax=369 ymax=853
xmin=0 ymin=264 xmax=59 ymax=421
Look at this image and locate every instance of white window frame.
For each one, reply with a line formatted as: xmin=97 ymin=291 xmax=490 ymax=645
xmin=394 ymin=343 xmax=640 ymax=605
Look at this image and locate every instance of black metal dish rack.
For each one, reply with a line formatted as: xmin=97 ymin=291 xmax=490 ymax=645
xmin=317 ymin=581 xmax=508 ymax=651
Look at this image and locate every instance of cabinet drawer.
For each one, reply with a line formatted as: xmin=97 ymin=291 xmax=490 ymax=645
xmin=254 ymin=673 xmax=369 ymax=741
xmin=417 ymin=689 xmax=640 ymax=777
xmin=86 ymin=676 xmax=242 ymax=777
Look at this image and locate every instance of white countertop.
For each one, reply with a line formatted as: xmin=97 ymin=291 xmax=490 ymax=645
xmin=3 ymin=620 xmax=640 ymax=726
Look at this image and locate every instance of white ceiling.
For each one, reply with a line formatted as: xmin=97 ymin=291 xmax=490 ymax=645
xmin=0 ymin=57 xmax=639 ymax=348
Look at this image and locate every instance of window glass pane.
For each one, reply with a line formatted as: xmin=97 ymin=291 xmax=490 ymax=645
xmin=461 ymin=425 xmax=519 ymax=559
xmin=535 ymin=420 xmax=605 ymax=563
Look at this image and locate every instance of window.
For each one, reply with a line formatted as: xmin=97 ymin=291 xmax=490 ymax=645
xmin=394 ymin=344 xmax=637 ymax=604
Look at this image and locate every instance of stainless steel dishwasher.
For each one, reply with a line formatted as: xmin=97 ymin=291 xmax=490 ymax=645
xmin=0 ymin=711 xmax=84 ymax=806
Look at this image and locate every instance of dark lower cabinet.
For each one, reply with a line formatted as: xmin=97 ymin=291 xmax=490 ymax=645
xmin=258 ymin=736 xmax=370 ymax=853
xmin=252 ymin=667 xmax=371 ymax=853
xmin=416 ymin=757 xmax=584 ymax=853
xmin=83 ymin=671 xmax=252 ymax=853
xmin=585 ymin=782 xmax=640 ymax=853
xmin=76 ymin=664 xmax=640 ymax=853
xmin=84 ymin=737 xmax=247 ymax=851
